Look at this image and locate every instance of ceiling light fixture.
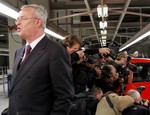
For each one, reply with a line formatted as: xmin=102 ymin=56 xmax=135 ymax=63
xmin=97 ymin=4 xmax=108 ymax=18
xmin=102 ymin=39 xmax=106 ymax=46
xmin=101 ymin=29 xmax=107 ymax=35
xmin=0 ymin=34 xmax=5 ymax=37
xmin=0 ymin=2 xmax=18 ymax=19
xmin=45 ymin=28 xmax=64 ymax=40
xmin=102 ymin=36 xmax=107 ymax=39
xmin=97 ymin=1 xmax=108 ymax=47
xmin=119 ymin=23 xmax=150 ymax=51
xmin=99 ymin=21 xmax=107 ymax=29
xmin=0 ymin=1 xmax=64 ymax=40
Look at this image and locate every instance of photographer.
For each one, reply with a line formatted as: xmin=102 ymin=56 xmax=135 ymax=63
xmin=126 ymin=89 xmax=149 ymax=106
xmin=115 ymin=51 xmax=136 ymax=84
xmin=62 ymin=35 xmax=110 ymax=64
xmin=95 ymin=64 xmax=119 ymax=93
xmin=72 ymin=54 xmax=101 ymax=94
xmin=62 ymin=35 xmax=84 ymax=64
xmin=62 ymin=35 xmax=111 ymax=93
xmin=123 ymin=89 xmax=150 ymax=115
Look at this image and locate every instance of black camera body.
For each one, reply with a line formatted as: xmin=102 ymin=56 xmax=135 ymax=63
xmin=126 ymin=62 xmax=137 ymax=72
xmin=103 ymin=50 xmax=116 ymax=60
xmin=119 ymin=67 xmax=130 ymax=78
xmin=84 ymin=54 xmax=98 ymax=64
xmin=126 ymin=56 xmax=137 ymax=72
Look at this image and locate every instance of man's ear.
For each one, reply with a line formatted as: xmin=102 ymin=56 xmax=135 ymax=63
xmin=36 ymin=19 xmax=42 ymax=27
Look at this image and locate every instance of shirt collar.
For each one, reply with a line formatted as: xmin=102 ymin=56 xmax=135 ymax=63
xmin=26 ymin=33 xmax=45 ymax=50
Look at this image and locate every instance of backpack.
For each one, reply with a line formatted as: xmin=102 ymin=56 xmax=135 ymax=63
xmin=69 ymin=92 xmax=99 ymax=115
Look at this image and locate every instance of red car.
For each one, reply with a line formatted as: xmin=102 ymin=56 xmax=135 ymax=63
xmin=123 ymin=58 xmax=150 ymax=101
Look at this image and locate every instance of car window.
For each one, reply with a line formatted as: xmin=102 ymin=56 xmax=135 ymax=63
xmin=133 ymin=63 xmax=150 ymax=82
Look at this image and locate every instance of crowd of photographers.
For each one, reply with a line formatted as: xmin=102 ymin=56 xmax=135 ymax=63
xmin=61 ymin=35 xmax=150 ymax=115
xmin=62 ymin=35 xmax=136 ymax=94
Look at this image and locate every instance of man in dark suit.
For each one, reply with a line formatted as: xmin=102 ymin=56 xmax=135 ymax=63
xmin=8 ymin=4 xmax=74 ymax=115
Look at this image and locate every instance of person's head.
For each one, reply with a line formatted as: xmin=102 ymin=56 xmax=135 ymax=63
xmin=126 ymin=89 xmax=141 ymax=103
xmin=16 ymin=4 xmax=47 ymax=42
xmin=101 ymin=64 xmax=119 ymax=82
xmin=116 ymin=51 xmax=128 ymax=61
xmin=90 ymin=87 xmax=103 ymax=101
xmin=133 ymin=51 xmax=139 ymax=57
xmin=63 ymin=35 xmax=81 ymax=54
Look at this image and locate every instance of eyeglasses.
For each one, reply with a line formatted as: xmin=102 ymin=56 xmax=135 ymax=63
xmin=15 ymin=17 xmax=37 ymax=23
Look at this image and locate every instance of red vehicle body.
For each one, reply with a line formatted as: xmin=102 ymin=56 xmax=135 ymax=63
xmin=123 ymin=58 xmax=150 ymax=101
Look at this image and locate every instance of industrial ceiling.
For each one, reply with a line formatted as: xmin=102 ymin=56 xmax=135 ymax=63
xmin=0 ymin=0 xmax=150 ymax=53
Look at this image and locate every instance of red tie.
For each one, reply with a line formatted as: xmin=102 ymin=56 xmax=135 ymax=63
xmin=18 ymin=45 xmax=31 ymax=70
xmin=23 ymin=45 xmax=32 ymax=62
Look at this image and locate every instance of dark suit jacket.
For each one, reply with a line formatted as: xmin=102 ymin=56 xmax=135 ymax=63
xmin=8 ymin=36 xmax=74 ymax=115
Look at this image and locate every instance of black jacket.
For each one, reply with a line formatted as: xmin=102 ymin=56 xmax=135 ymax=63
xmin=122 ymin=103 xmax=150 ymax=115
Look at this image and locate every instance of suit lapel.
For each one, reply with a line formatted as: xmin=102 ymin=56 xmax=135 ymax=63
xmin=10 ymin=47 xmax=25 ymax=85
xmin=10 ymin=36 xmax=48 ymax=92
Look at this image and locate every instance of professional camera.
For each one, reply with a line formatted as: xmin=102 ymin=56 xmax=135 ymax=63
xmin=80 ymin=40 xmax=91 ymax=47
xmin=103 ymin=41 xmax=118 ymax=60
xmin=84 ymin=54 xmax=98 ymax=64
xmin=103 ymin=49 xmax=116 ymax=60
xmin=137 ymin=86 xmax=145 ymax=94
xmin=119 ymin=67 xmax=129 ymax=78
xmin=104 ymin=60 xmax=129 ymax=80
xmin=126 ymin=56 xmax=137 ymax=72
xmin=126 ymin=62 xmax=137 ymax=72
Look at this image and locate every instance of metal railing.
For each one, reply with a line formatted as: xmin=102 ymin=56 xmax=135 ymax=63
xmin=0 ymin=66 xmax=9 ymax=96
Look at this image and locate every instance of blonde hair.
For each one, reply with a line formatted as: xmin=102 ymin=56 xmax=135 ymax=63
xmin=116 ymin=51 xmax=127 ymax=60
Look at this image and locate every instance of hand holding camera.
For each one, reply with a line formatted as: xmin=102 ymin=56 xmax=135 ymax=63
xmin=141 ymin=99 xmax=149 ymax=106
xmin=99 ymin=48 xmax=110 ymax=55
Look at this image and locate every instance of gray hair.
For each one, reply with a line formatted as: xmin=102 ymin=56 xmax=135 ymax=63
xmin=21 ymin=4 xmax=48 ymax=29
xmin=126 ymin=89 xmax=141 ymax=100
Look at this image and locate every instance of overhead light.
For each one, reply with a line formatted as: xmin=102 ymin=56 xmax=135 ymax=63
xmin=102 ymin=36 xmax=107 ymax=39
xmin=102 ymin=39 xmax=106 ymax=46
xmin=119 ymin=23 xmax=150 ymax=51
xmin=0 ymin=34 xmax=5 ymax=37
xmin=99 ymin=21 xmax=107 ymax=29
xmin=119 ymin=31 xmax=150 ymax=51
xmin=101 ymin=30 xmax=107 ymax=35
xmin=0 ymin=2 xmax=18 ymax=19
xmin=103 ymin=44 xmax=106 ymax=46
xmin=97 ymin=5 xmax=108 ymax=18
xmin=102 ymin=39 xmax=106 ymax=43
xmin=101 ymin=36 xmax=107 ymax=47
xmin=45 ymin=28 xmax=64 ymax=40
xmin=0 ymin=1 xmax=64 ymax=40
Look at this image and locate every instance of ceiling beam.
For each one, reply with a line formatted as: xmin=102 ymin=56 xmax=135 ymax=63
xmin=111 ymin=0 xmax=131 ymax=42
xmin=48 ymin=9 xmax=150 ymax=22
xmin=119 ymin=23 xmax=150 ymax=50
xmin=84 ymin=0 xmax=101 ymax=46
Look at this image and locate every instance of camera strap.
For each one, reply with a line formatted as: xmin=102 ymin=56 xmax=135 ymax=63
xmin=106 ymin=96 xmax=117 ymax=115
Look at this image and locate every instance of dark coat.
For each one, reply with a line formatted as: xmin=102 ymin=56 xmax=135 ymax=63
xmin=122 ymin=103 xmax=150 ymax=115
xmin=8 ymin=36 xmax=74 ymax=115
